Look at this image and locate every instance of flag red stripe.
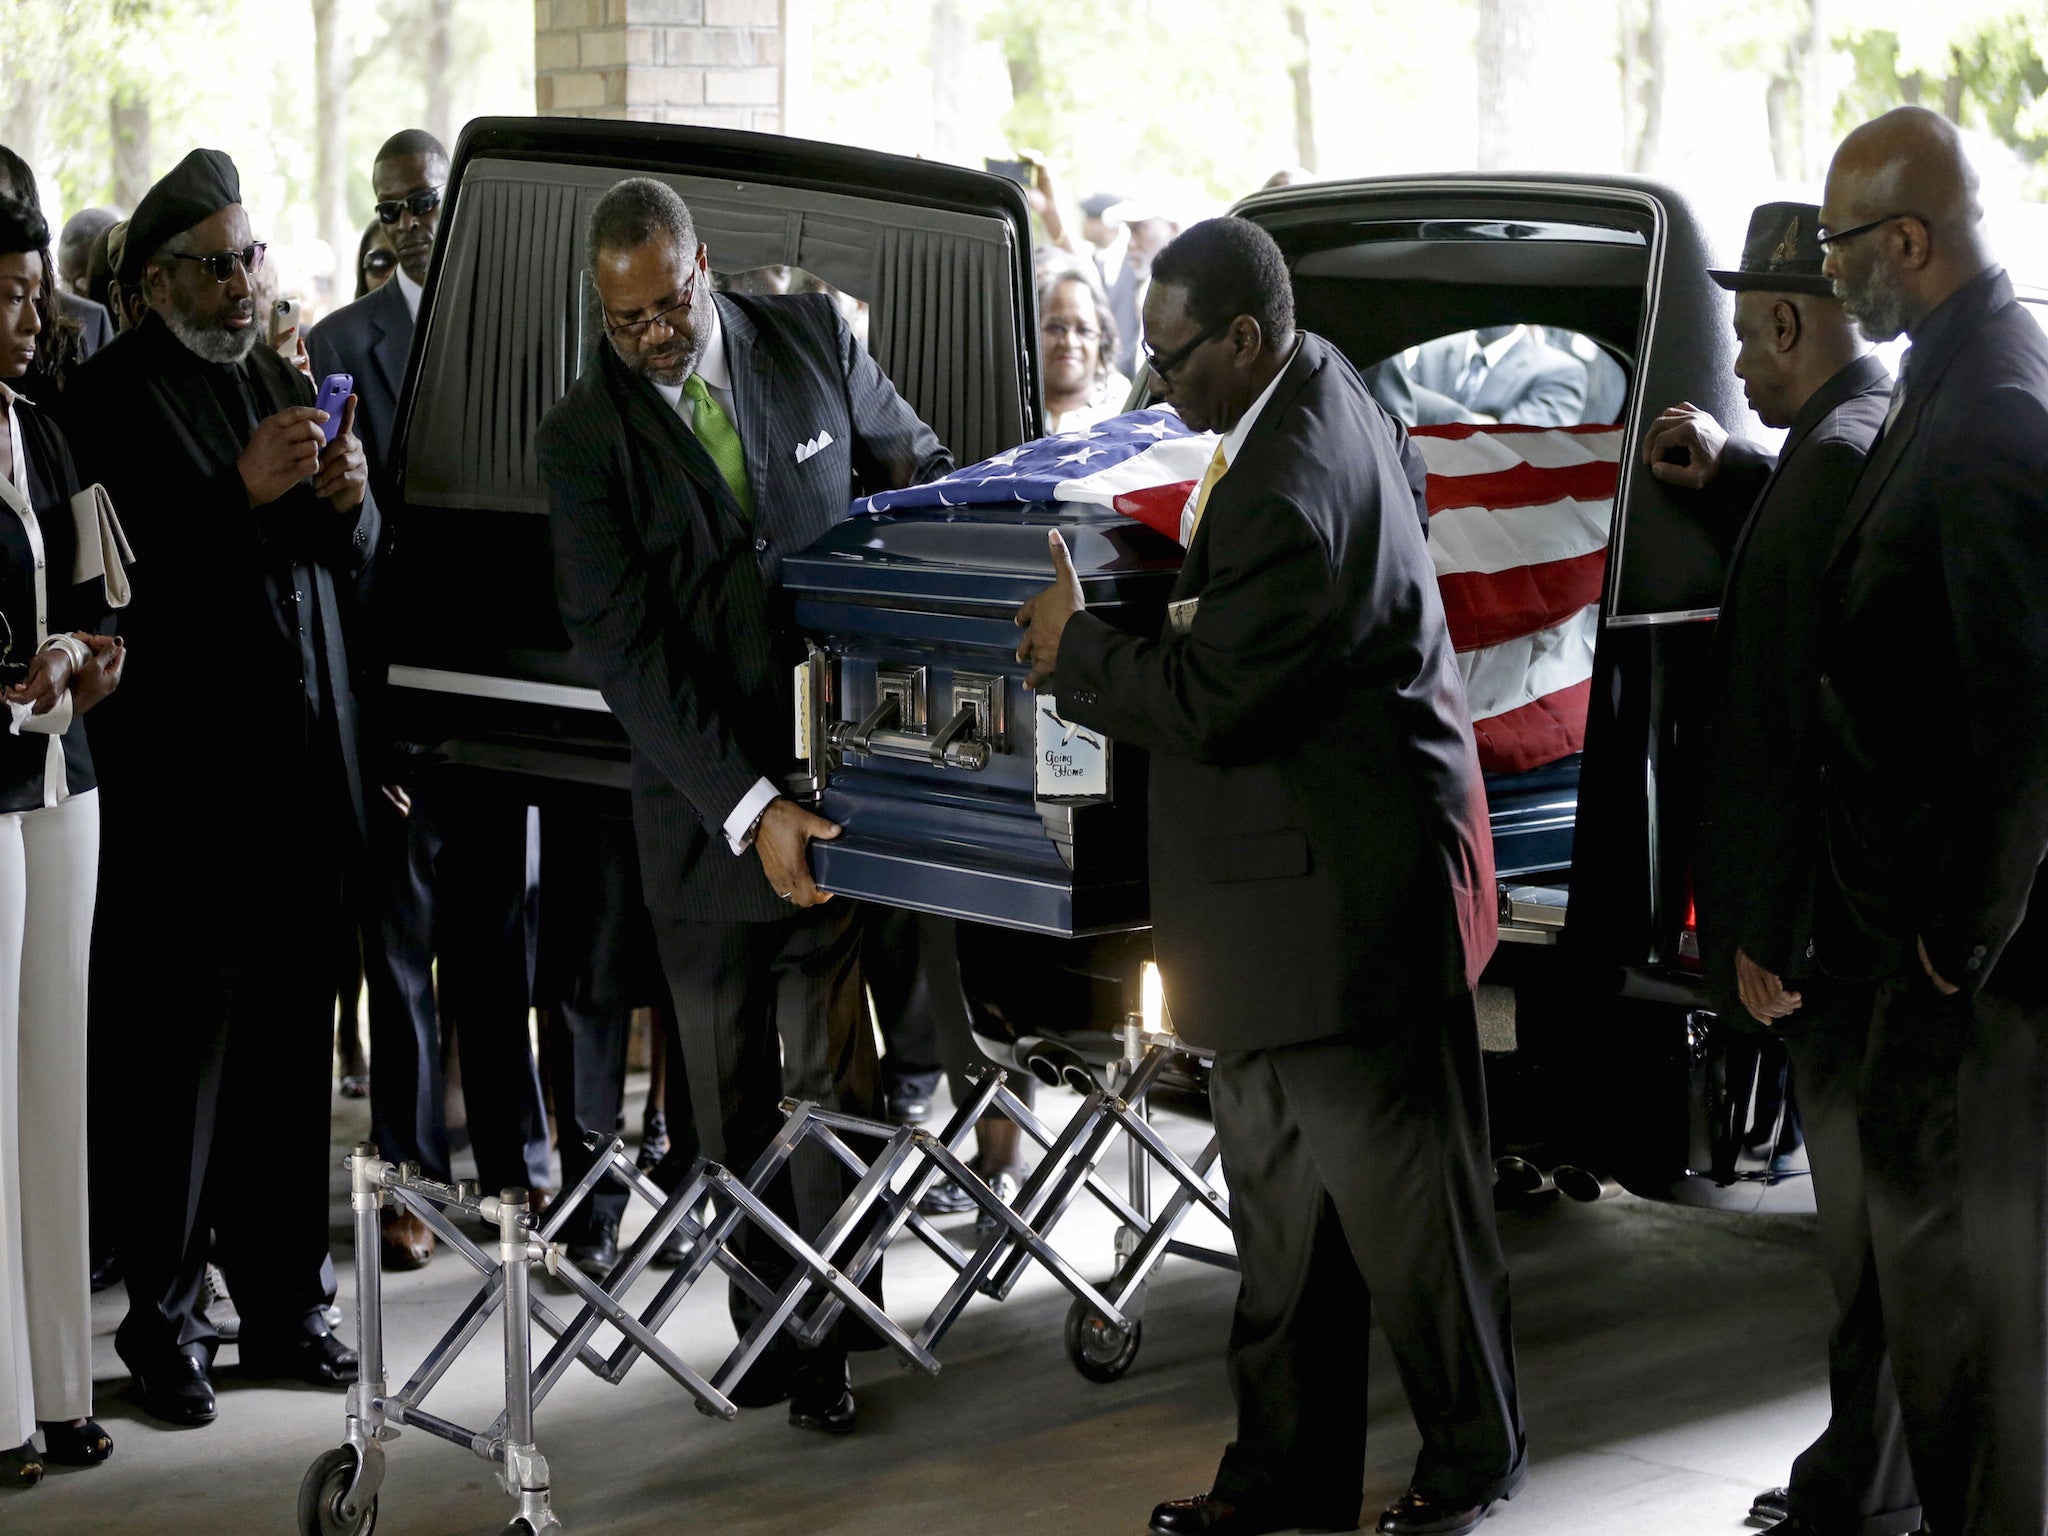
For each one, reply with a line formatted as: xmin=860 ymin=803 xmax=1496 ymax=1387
xmin=1111 ymin=481 xmax=1193 ymax=540
xmin=1413 ymin=422 xmax=1622 ymax=439
xmin=1426 ymin=460 xmax=1619 ymax=513
xmin=1472 ymin=678 xmax=1594 ymax=775
xmin=1438 ymin=548 xmax=1608 ymax=651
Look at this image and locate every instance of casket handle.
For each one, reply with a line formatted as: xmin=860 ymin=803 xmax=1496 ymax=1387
xmin=828 ymin=690 xmax=994 ymax=772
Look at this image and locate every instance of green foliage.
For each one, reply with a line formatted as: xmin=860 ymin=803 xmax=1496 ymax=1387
xmin=1835 ymin=10 xmax=2048 ymax=191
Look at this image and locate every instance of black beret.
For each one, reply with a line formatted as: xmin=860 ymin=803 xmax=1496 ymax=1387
xmin=119 ymin=148 xmax=241 ymax=286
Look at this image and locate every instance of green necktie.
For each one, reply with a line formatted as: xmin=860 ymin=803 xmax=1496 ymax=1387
xmin=681 ymin=373 xmax=752 ymax=519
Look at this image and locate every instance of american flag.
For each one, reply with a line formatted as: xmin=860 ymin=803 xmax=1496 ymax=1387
xmin=855 ymin=411 xmax=1617 ymax=777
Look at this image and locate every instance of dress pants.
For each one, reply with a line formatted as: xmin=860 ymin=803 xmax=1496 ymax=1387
xmin=107 ymin=786 xmax=352 ymax=1367
xmin=865 ymin=906 xmax=943 ymax=1107
xmin=1778 ymin=987 xmax=1920 ymax=1536
xmin=652 ymin=902 xmax=879 ymax=1367
xmin=1205 ymin=991 xmax=1525 ymax=1525
xmin=538 ymin=803 xmax=688 ymax=1243
xmin=359 ymin=778 xmax=548 ymax=1194
xmin=0 ymin=790 xmax=99 ymax=1444
xmin=1858 ymin=969 xmax=2048 ymax=1536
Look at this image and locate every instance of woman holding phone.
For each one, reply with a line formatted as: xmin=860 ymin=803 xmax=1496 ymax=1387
xmin=0 ymin=191 xmax=127 ymax=1488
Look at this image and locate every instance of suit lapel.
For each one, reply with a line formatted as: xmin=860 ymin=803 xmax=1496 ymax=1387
xmin=367 ymin=281 xmax=411 ymax=406
xmin=606 ymin=347 xmax=735 ymax=523
xmin=717 ymin=295 xmax=788 ymax=535
xmin=1823 ymin=379 xmax=1925 ymax=572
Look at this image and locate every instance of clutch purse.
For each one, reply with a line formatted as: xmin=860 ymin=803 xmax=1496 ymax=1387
xmin=70 ymin=482 xmax=134 ymax=608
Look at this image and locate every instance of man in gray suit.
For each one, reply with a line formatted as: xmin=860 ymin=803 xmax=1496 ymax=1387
xmin=1408 ymin=323 xmax=1588 ymax=426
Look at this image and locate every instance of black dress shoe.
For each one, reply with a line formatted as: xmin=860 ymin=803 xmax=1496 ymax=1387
xmin=1149 ymin=1494 xmax=1331 ymax=1536
xmin=1750 ymin=1488 xmax=1791 ymax=1524
xmin=1375 ymin=1492 xmax=1493 ymax=1536
xmin=39 ymin=1418 xmax=114 ymax=1466
xmin=239 ymin=1327 xmax=358 ymax=1388
xmin=568 ymin=1219 xmax=620 ymax=1279
xmin=788 ymin=1357 xmax=856 ymax=1434
xmin=131 ymin=1349 xmax=217 ymax=1426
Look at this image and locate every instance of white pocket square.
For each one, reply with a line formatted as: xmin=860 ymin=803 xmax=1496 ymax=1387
xmin=794 ymin=430 xmax=835 ymax=464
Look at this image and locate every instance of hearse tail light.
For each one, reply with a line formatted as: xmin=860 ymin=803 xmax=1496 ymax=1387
xmin=1141 ymin=960 xmax=1166 ymax=1035
xmin=1677 ymin=887 xmax=1701 ymax=972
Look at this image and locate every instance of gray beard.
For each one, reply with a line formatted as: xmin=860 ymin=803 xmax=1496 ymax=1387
xmin=163 ymin=304 xmax=260 ymax=366
xmin=1836 ymin=264 xmax=1909 ymax=344
xmin=612 ymin=292 xmax=709 ymax=386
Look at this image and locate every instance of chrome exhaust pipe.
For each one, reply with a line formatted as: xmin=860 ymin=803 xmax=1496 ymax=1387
xmin=1493 ymin=1156 xmax=1555 ymax=1197
xmin=1552 ymin=1165 xmax=1624 ymax=1203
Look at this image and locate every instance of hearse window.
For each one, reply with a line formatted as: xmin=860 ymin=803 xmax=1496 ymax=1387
xmin=404 ymin=157 xmax=1030 ymax=516
xmin=1367 ymin=325 xmax=1627 ymax=428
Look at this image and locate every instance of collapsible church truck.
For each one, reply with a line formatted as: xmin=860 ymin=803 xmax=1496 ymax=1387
xmin=377 ymin=119 xmax=2046 ymax=1216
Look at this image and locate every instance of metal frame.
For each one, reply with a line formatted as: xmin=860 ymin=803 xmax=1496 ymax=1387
xmin=301 ymin=1027 xmax=1235 ymax=1534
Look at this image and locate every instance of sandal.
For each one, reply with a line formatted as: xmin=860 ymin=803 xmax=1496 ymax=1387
xmin=39 ymin=1418 xmax=114 ymax=1466
xmin=0 ymin=1440 xmax=43 ymax=1488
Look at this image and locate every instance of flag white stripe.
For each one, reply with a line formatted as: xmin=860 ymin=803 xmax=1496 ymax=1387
xmin=1413 ymin=428 xmax=1625 ymax=478
xmin=1457 ymin=604 xmax=1599 ymax=721
xmin=1429 ymin=496 xmax=1612 ymax=579
xmin=1053 ymin=434 xmax=1219 ymax=505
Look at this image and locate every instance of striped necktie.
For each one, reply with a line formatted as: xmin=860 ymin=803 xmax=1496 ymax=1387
xmin=1184 ymin=443 xmax=1230 ymax=542
xmin=682 ymin=373 xmax=751 ymax=519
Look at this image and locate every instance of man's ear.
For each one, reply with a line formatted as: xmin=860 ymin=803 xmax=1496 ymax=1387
xmin=1895 ymin=216 xmax=1934 ymax=272
xmin=1231 ymin=314 xmax=1263 ymax=367
xmin=1773 ymin=298 xmax=1802 ymax=353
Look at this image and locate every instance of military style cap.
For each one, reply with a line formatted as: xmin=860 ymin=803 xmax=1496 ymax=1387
xmin=1708 ymin=201 xmax=1835 ymax=297
xmin=119 ymin=148 xmax=241 ymax=286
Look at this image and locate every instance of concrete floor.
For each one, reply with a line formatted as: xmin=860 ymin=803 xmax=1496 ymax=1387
xmin=12 ymin=1078 xmax=1836 ymax=1536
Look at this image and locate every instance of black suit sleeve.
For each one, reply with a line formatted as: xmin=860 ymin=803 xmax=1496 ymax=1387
xmin=1921 ymin=383 xmax=2048 ymax=991
xmin=539 ymin=414 xmax=763 ymax=839
xmin=1056 ymin=490 xmax=1337 ymax=766
xmin=833 ymin=309 xmax=954 ymax=492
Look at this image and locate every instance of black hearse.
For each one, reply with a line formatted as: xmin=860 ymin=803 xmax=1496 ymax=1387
xmin=381 ymin=116 xmax=2048 ymax=1216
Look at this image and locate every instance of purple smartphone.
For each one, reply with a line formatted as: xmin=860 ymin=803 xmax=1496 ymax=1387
xmin=314 ymin=372 xmax=353 ymax=444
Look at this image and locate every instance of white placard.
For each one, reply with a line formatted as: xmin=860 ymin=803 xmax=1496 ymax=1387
xmin=1034 ymin=697 xmax=1110 ymax=798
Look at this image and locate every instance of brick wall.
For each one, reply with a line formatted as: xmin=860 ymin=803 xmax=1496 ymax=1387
xmin=534 ymin=0 xmax=798 ymax=132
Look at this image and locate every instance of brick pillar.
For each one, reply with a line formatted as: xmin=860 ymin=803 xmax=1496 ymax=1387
xmin=535 ymin=0 xmax=810 ymax=133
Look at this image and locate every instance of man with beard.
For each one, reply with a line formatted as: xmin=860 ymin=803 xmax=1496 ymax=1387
xmin=538 ymin=177 xmax=949 ymax=1433
xmin=1642 ymin=203 xmax=1908 ymax=1536
xmin=1813 ymin=106 xmax=2048 ymax=1534
xmin=61 ymin=148 xmax=374 ymax=1426
xmin=309 ymin=128 xmax=558 ymax=1277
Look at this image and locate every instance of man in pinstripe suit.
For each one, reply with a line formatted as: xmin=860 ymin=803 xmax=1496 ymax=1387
xmin=537 ymin=178 xmax=951 ymax=1435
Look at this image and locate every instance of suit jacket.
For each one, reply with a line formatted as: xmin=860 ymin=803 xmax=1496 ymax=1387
xmin=1411 ymin=329 xmax=1589 ymax=427
xmin=307 ymin=278 xmax=411 ymax=519
xmin=62 ymin=292 xmax=113 ymax=358
xmin=1693 ymin=354 xmax=1891 ymax=1019
xmin=1818 ymin=267 xmax=2048 ymax=1001
xmin=1055 ymin=333 xmax=1498 ymax=1054
xmin=60 ymin=314 xmax=377 ymax=857
xmin=539 ymin=292 xmax=951 ymax=925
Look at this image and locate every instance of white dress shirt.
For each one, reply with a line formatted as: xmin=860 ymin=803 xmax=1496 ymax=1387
xmin=650 ymin=304 xmax=777 ymax=855
xmin=1178 ymin=337 xmax=1301 ymax=546
xmin=393 ymin=266 xmax=424 ymax=323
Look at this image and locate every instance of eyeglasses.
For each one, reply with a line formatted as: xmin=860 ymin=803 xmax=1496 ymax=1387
xmin=165 ymin=243 xmax=267 ymax=283
xmin=1143 ymin=321 xmax=1226 ymax=382
xmin=605 ymin=270 xmax=700 ymax=343
xmin=375 ymin=186 xmax=444 ymax=225
xmin=1041 ymin=321 xmax=1100 ymax=343
xmin=1816 ymin=212 xmax=1924 ymax=249
xmin=362 ymin=248 xmax=397 ymax=279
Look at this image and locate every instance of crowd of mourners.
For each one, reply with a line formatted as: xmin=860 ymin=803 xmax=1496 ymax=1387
xmin=2 ymin=99 xmax=2047 ymax=1536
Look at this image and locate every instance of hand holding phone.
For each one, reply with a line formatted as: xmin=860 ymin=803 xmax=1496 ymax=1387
xmin=313 ymin=372 xmax=353 ymax=445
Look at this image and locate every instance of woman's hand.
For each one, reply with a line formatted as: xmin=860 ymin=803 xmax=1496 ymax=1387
xmin=2 ymin=647 xmax=73 ymax=715
xmin=68 ymin=634 xmax=125 ymax=715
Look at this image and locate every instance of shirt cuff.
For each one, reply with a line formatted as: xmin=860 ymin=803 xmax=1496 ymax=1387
xmin=723 ymin=776 xmax=781 ymax=855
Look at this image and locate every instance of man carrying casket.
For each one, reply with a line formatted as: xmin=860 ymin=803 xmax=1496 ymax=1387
xmin=537 ymin=177 xmax=950 ymax=1435
xmin=1016 ymin=216 xmax=1524 ymax=1536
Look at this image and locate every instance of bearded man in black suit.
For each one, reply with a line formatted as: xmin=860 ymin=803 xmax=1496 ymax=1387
xmin=538 ymin=177 xmax=950 ymax=1434
xmin=1813 ymin=106 xmax=2048 ymax=1536
xmin=1017 ymin=216 xmax=1524 ymax=1536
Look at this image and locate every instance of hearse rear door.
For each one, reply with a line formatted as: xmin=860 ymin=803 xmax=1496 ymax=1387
xmin=381 ymin=117 xmax=1043 ymax=790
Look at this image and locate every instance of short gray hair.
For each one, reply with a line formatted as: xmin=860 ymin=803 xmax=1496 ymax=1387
xmin=586 ymin=177 xmax=696 ymax=269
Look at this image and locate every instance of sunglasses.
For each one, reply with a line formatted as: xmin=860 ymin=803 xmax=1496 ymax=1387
xmin=362 ymin=248 xmax=398 ymax=279
xmin=166 ymin=243 xmax=267 ymax=283
xmin=1144 ymin=320 xmax=1226 ymax=383
xmin=376 ymin=186 xmax=444 ymax=225
xmin=605 ymin=269 xmax=700 ymax=343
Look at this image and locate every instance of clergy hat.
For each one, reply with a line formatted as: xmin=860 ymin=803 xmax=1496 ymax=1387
xmin=119 ymin=148 xmax=241 ymax=286
xmin=1708 ymin=201 xmax=1835 ymax=297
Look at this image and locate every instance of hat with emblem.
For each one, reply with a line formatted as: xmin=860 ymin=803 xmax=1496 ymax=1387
xmin=1708 ymin=200 xmax=1835 ymax=297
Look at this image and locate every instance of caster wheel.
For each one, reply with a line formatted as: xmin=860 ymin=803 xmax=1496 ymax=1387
xmin=1064 ymin=1295 xmax=1142 ymax=1383
xmin=297 ymin=1447 xmax=377 ymax=1536
xmin=500 ymin=1523 xmax=535 ymax=1536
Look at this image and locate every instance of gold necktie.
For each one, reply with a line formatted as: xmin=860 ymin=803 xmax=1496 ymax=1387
xmin=1186 ymin=443 xmax=1229 ymax=540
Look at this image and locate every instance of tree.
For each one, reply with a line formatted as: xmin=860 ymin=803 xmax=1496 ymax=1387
xmin=1286 ymin=2 xmax=1318 ymax=174
xmin=424 ymin=0 xmax=455 ymax=149
xmin=1618 ymin=0 xmax=1667 ymax=173
xmin=1477 ymin=0 xmax=1547 ymax=171
xmin=312 ymin=0 xmax=351 ymax=299
xmin=1837 ymin=12 xmax=2048 ymax=193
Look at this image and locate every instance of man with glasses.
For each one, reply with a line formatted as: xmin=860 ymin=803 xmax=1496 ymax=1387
xmin=60 ymin=148 xmax=375 ymax=1426
xmin=539 ymin=177 xmax=947 ymax=1436
xmin=1016 ymin=217 xmax=1523 ymax=1536
xmin=1811 ymin=106 xmax=2048 ymax=1536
